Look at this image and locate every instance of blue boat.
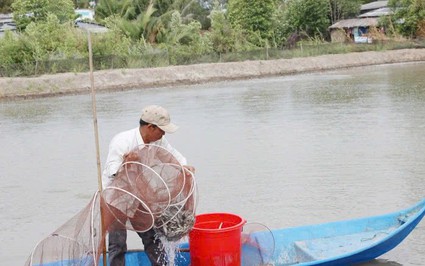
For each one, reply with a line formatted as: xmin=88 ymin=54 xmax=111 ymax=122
xmin=111 ymin=198 xmax=425 ymax=266
xmin=31 ymin=198 xmax=425 ymax=266
xmin=261 ymin=198 xmax=425 ymax=265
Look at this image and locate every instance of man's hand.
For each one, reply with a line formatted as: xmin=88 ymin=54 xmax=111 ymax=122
xmin=123 ymin=151 xmax=140 ymax=162
xmin=183 ymin=165 xmax=195 ymax=175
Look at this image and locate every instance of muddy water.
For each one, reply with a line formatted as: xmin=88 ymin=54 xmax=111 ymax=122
xmin=1 ymin=62 xmax=424 ymax=265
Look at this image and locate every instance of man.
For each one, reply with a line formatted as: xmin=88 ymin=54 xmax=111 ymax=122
xmin=102 ymin=105 xmax=195 ymax=266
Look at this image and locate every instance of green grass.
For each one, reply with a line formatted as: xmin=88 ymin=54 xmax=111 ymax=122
xmin=1 ymin=39 xmax=424 ymax=77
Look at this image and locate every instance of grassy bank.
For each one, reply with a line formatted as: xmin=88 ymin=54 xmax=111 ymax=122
xmin=1 ymin=39 xmax=425 ymax=78
xmin=1 ymin=47 xmax=425 ymax=100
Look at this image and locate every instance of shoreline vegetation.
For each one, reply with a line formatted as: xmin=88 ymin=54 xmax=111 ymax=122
xmin=2 ymin=0 xmax=425 ymax=101
xmin=1 ymin=48 xmax=425 ymax=100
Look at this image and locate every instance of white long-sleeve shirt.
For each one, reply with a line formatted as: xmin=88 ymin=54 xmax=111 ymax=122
xmin=102 ymin=127 xmax=187 ymax=188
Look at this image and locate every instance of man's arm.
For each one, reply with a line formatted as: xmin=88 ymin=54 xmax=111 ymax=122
xmin=102 ymin=136 xmax=128 ymax=188
xmin=157 ymin=137 xmax=195 ymax=174
xmin=157 ymin=137 xmax=187 ymax=165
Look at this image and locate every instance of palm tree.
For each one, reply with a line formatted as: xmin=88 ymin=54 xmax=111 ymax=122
xmin=95 ymin=0 xmax=206 ymax=42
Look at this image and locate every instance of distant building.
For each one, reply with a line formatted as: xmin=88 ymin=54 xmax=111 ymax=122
xmin=75 ymin=21 xmax=108 ymax=33
xmin=75 ymin=9 xmax=95 ymax=21
xmin=360 ymin=1 xmax=388 ymax=14
xmin=359 ymin=7 xmax=392 ymax=18
xmin=1 ymin=9 xmax=108 ymax=38
xmin=0 ymin=14 xmax=16 ymax=38
xmin=329 ymin=1 xmax=391 ymax=43
xmin=74 ymin=9 xmax=108 ymax=33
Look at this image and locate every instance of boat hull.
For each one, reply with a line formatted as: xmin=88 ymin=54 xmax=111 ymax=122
xmin=35 ymin=199 xmax=425 ymax=266
xmin=269 ymin=198 xmax=425 ymax=265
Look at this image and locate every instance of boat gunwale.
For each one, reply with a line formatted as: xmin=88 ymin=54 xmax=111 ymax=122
xmin=294 ymin=198 xmax=425 ymax=265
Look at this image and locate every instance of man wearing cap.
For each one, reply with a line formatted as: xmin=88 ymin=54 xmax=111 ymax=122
xmin=102 ymin=105 xmax=195 ymax=266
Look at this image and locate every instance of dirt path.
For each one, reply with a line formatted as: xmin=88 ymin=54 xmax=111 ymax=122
xmin=1 ymin=48 xmax=424 ymax=100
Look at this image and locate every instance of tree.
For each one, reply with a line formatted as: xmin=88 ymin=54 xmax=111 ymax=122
xmin=23 ymin=14 xmax=81 ymax=60
xmin=102 ymin=2 xmax=159 ymax=41
xmin=95 ymin=0 xmax=151 ymax=21
xmin=282 ymin=0 xmax=331 ymax=38
xmin=96 ymin=0 xmax=209 ymax=41
xmin=157 ymin=11 xmax=212 ymax=64
xmin=12 ymin=0 xmax=76 ymax=30
xmin=329 ymin=0 xmax=362 ymax=24
xmin=227 ymin=0 xmax=278 ymax=45
xmin=207 ymin=7 xmax=255 ymax=52
xmin=198 ymin=0 xmax=227 ymax=10
xmin=388 ymin=0 xmax=425 ymax=38
xmin=0 ymin=0 xmax=14 ymax=13
xmin=72 ymin=0 xmax=91 ymax=9
xmin=208 ymin=8 xmax=234 ymax=52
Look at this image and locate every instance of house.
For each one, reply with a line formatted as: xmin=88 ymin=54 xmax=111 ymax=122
xmin=0 ymin=14 xmax=16 ymax=38
xmin=75 ymin=9 xmax=95 ymax=22
xmin=0 ymin=10 xmax=107 ymax=37
xmin=74 ymin=9 xmax=108 ymax=33
xmin=360 ymin=0 xmax=388 ymax=14
xmin=75 ymin=21 xmax=108 ymax=33
xmin=358 ymin=7 xmax=392 ymax=18
xmin=329 ymin=0 xmax=391 ymax=43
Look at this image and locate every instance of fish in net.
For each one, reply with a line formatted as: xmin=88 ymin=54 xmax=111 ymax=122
xmin=25 ymin=144 xmax=197 ymax=266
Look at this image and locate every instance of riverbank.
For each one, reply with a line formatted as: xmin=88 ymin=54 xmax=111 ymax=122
xmin=1 ymin=48 xmax=425 ymax=100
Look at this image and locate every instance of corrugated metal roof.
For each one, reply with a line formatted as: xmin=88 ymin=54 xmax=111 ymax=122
xmin=0 ymin=24 xmax=16 ymax=32
xmin=75 ymin=22 xmax=108 ymax=33
xmin=358 ymin=7 xmax=392 ymax=18
xmin=0 ymin=14 xmax=13 ymax=23
xmin=0 ymin=14 xmax=13 ymax=19
xmin=361 ymin=1 xmax=388 ymax=11
xmin=329 ymin=18 xmax=379 ymax=29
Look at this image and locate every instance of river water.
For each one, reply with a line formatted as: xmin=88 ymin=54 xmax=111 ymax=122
xmin=1 ymin=62 xmax=424 ymax=265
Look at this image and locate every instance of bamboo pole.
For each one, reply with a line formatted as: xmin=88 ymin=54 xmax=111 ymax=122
xmin=87 ymin=31 xmax=108 ymax=266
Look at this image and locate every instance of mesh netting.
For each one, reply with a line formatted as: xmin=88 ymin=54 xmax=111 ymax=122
xmin=241 ymin=223 xmax=275 ymax=266
xmin=25 ymin=144 xmax=197 ymax=266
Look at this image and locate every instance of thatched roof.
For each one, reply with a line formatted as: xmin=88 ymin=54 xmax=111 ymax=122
xmin=329 ymin=18 xmax=379 ymax=29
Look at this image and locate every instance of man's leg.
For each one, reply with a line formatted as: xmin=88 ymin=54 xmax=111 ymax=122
xmin=138 ymin=229 xmax=167 ymax=266
xmin=108 ymin=229 xmax=127 ymax=266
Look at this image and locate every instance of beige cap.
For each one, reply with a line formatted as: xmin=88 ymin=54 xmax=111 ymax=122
xmin=141 ymin=105 xmax=178 ymax=133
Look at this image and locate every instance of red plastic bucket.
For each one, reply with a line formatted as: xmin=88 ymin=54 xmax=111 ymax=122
xmin=189 ymin=213 xmax=246 ymax=266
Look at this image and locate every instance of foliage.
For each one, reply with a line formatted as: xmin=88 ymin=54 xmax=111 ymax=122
xmin=0 ymin=33 xmax=36 ymax=77
xmin=0 ymin=0 xmax=14 ymax=13
xmin=101 ymin=2 xmax=159 ymax=41
xmin=388 ymin=0 xmax=425 ymax=38
xmin=158 ymin=11 xmax=212 ymax=64
xmin=95 ymin=0 xmax=209 ymax=42
xmin=23 ymin=14 xmax=83 ymax=61
xmin=150 ymin=0 xmax=208 ymax=31
xmin=329 ymin=0 xmax=362 ymax=24
xmin=227 ymin=0 xmax=277 ymax=45
xmin=95 ymin=0 xmax=149 ymax=21
xmin=207 ymin=9 xmax=234 ymax=53
xmin=2 ymin=0 xmax=425 ymax=77
xmin=72 ymin=0 xmax=92 ymax=9
xmin=1 ymin=13 xmax=87 ymax=76
xmin=12 ymin=0 xmax=76 ymax=30
xmin=207 ymin=7 xmax=256 ymax=53
xmin=0 ymin=31 xmax=33 ymax=66
xmin=100 ymin=16 xmax=145 ymax=57
xmin=281 ymin=0 xmax=331 ymax=39
xmin=198 ymin=0 xmax=227 ymax=10
xmin=177 ymin=0 xmax=211 ymax=29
